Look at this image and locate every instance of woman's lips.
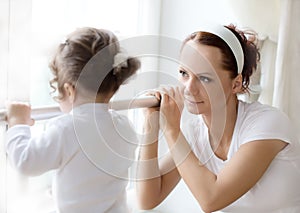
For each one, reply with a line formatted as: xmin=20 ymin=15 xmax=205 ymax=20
xmin=185 ymin=98 xmax=204 ymax=104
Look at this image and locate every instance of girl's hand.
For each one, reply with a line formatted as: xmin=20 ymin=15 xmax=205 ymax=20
xmin=6 ymin=101 xmax=35 ymax=128
xmin=159 ymin=86 xmax=184 ymax=140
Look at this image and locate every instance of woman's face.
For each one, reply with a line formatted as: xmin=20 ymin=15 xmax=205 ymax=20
xmin=179 ymin=40 xmax=236 ymax=115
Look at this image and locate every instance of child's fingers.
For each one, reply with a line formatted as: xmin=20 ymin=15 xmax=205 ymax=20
xmin=5 ymin=100 xmax=31 ymax=108
xmin=29 ymin=119 xmax=35 ymax=126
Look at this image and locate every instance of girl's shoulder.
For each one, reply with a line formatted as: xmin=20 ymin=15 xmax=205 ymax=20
xmin=109 ymin=110 xmax=131 ymax=124
xmin=46 ymin=113 xmax=73 ymax=129
xmin=109 ymin=110 xmax=137 ymax=132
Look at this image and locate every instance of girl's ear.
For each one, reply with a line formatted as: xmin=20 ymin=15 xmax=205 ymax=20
xmin=232 ymin=74 xmax=243 ymax=94
xmin=63 ymin=83 xmax=76 ymax=103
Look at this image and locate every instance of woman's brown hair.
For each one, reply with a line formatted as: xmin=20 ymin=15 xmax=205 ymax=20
xmin=183 ymin=24 xmax=260 ymax=92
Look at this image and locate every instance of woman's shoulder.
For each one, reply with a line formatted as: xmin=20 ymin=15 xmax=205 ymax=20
xmin=237 ymin=101 xmax=298 ymax=147
xmin=239 ymin=100 xmax=289 ymax=122
xmin=238 ymin=100 xmax=293 ymax=131
xmin=240 ymin=100 xmax=277 ymax=112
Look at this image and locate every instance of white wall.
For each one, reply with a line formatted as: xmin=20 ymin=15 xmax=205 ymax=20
xmin=157 ymin=0 xmax=238 ymax=84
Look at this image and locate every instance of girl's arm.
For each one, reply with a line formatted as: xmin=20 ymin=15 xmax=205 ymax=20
xmin=160 ymin=91 xmax=287 ymax=212
xmin=136 ymin=106 xmax=181 ymax=210
xmin=5 ymin=102 xmax=63 ymax=176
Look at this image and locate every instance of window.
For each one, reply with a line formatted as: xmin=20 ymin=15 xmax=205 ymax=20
xmin=0 ymin=0 xmax=157 ymax=212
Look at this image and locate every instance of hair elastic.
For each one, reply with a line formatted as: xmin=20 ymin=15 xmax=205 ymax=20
xmin=203 ymin=25 xmax=244 ymax=74
xmin=113 ymin=52 xmax=129 ymax=75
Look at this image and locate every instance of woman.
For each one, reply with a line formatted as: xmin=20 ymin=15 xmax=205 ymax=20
xmin=136 ymin=24 xmax=300 ymax=212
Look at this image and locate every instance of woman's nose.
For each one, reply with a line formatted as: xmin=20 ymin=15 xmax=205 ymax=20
xmin=185 ymin=78 xmax=200 ymax=96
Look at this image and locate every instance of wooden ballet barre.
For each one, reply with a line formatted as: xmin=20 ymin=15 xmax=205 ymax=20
xmin=0 ymin=96 xmax=160 ymax=122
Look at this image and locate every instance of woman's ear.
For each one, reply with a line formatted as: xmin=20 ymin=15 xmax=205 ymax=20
xmin=63 ymin=83 xmax=76 ymax=103
xmin=232 ymin=74 xmax=243 ymax=94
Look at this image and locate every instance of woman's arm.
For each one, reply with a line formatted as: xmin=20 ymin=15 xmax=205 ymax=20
xmin=136 ymin=106 xmax=181 ymax=210
xmin=159 ymin=90 xmax=287 ymax=212
xmin=167 ymin=132 xmax=286 ymax=212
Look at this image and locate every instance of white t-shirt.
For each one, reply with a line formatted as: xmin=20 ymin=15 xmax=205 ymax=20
xmin=182 ymin=101 xmax=300 ymax=212
xmin=6 ymin=103 xmax=138 ymax=213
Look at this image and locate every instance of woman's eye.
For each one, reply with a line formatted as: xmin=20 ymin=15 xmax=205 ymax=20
xmin=199 ymin=76 xmax=211 ymax=83
xmin=179 ymin=70 xmax=188 ymax=77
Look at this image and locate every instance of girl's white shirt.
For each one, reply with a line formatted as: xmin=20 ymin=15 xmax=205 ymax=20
xmin=6 ymin=103 xmax=138 ymax=213
xmin=182 ymin=101 xmax=300 ymax=213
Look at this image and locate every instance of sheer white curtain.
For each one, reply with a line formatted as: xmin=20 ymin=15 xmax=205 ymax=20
xmin=272 ymin=0 xmax=300 ymax=139
xmin=0 ymin=0 xmax=32 ymax=106
xmin=257 ymin=0 xmax=300 ymax=139
xmin=0 ymin=0 xmax=9 ymax=211
xmin=0 ymin=0 xmax=32 ymax=212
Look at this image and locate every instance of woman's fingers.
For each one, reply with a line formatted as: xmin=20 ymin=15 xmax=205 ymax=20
xmin=161 ymin=93 xmax=168 ymax=103
xmin=142 ymin=85 xmax=184 ymax=137
xmin=144 ymin=85 xmax=184 ymax=117
xmin=160 ymin=86 xmax=184 ymax=112
xmin=145 ymin=85 xmax=181 ymax=101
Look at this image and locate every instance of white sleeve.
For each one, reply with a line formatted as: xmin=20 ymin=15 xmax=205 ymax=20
xmin=240 ymin=109 xmax=296 ymax=145
xmin=6 ymin=121 xmax=65 ymax=176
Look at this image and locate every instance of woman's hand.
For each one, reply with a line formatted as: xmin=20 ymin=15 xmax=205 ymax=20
xmin=159 ymin=86 xmax=184 ymax=141
xmin=141 ymin=85 xmax=184 ymax=143
xmin=142 ymin=91 xmax=161 ymax=144
xmin=137 ymin=90 xmax=182 ymax=209
xmin=6 ymin=101 xmax=35 ymax=128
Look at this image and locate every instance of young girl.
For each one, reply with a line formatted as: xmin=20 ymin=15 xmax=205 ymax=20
xmin=137 ymin=24 xmax=300 ymax=212
xmin=6 ymin=27 xmax=140 ymax=212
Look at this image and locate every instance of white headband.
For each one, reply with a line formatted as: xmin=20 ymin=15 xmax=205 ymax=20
xmin=203 ymin=26 xmax=244 ymax=74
